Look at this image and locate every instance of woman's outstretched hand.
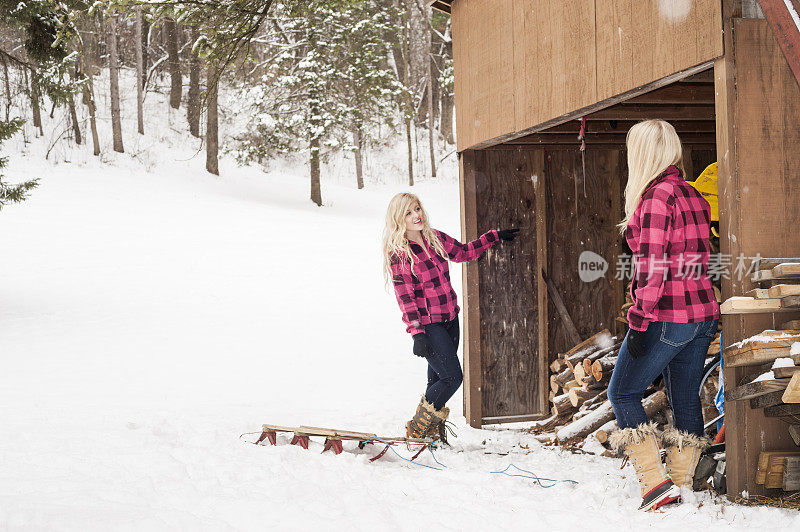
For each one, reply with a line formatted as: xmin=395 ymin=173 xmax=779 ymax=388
xmin=412 ymin=333 xmax=431 ymax=358
xmin=498 ymin=228 xmax=520 ymax=242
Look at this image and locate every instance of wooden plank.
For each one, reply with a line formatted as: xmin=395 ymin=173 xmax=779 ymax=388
xmin=782 ymin=372 xmax=800 ymax=403
xmin=535 ymin=119 xmax=717 ymax=134
xmin=459 ymin=150 xmax=483 ymax=428
xmin=790 ymin=425 xmax=800 ymax=446
xmin=758 ymin=0 xmax=800 ymax=89
xmin=749 ymin=390 xmax=787 ymax=409
xmin=725 ymin=379 xmax=791 ymax=402
xmin=784 ymin=456 xmax=800 ymax=490
xmin=782 ymin=295 xmax=800 ymax=308
xmin=720 ymin=297 xmax=786 ymax=314
xmin=774 ymin=366 xmax=800 ymax=379
xmin=481 ymin=413 xmax=548 ymax=424
xmin=587 ymin=104 xmax=716 ymax=121
xmin=725 ymin=346 xmax=800 ymax=368
xmin=764 ymin=403 xmax=800 ymax=417
xmin=542 ymin=268 xmax=581 ymax=346
xmin=506 ymin=132 xmax=716 ymax=146
xmin=623 ymin=82 xmax=715 ymax=105
xmin=782 ymin=320 xmax=800 ymax=330
xmin=773 ymin=263 xmax=800 ymax=278
xmin=769 ymin=284 xmax=800 ymax=298
xmin=752 ymin=270 xmax=775 ymax=282
xmin=746 ymin=288 xmax=772 ymax=299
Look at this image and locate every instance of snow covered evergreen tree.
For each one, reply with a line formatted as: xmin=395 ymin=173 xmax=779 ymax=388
xmin=0 ymin=118 xmax=38 ymax=210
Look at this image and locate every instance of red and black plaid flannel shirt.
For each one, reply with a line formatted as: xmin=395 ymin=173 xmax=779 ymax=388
xmin=391 ymin=229 xmax=499 ymax=335
xmin=626 ymin=165 xmax=720 ymax=331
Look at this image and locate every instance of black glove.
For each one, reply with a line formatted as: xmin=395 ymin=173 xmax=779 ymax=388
xmin=626 ymin=328 xmax=647 ymax=359
xmin=498 ymin=228 xmax=520 ymax=242
xmin=412 ymin=333 xmax=431 ymax=358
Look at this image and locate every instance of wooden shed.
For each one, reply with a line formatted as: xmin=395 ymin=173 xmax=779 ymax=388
xmin=433 ymin=0 xmax=800 ymax=498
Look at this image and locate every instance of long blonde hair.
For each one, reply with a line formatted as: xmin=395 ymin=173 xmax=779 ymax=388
xmin=618 ymin=119 xmax=684 ymax=234
xmin=382 ymin=192 xmax=447 ymax=286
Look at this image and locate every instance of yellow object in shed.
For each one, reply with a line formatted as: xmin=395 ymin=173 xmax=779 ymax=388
xmin=689 ymin=162 xmax=719 ymax=222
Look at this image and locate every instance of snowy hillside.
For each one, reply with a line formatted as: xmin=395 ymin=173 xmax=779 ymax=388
xmin=2 ymin=77 xmax=800 ymax=531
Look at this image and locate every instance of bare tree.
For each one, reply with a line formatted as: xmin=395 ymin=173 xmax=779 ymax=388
xmin=187 ymin=26 xmax=201 ymax=137
xmin=67 ymin=93 xmax=82 ymax=144
xmin=135 ymin=6 xmax=145 ymax=134
xmin=165 ymin=17 xmax=182 ymax=109
xmin=2 ymin=55 xmax=11 ymax=121
xmin=28 ymin=68 xmax=43 ymax=135
xmin=425 ymin=4 xmax=435 ymax=177
xmin=205 ymin=64 xmax=219 ymax=175
xmin=352 ymin=129 xmax=364 ymax=189
xmin=108 ymin=12 xmax=124 ymax=153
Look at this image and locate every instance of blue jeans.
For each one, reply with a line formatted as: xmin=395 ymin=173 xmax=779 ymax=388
xmin=424 ymin=318 xmax=463 ymax=410
xmin=608 ymin=319 xmax=718 ymax=436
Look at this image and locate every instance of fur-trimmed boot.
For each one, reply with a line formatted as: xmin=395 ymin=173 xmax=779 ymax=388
xmin=430 ymin=406 xmax=452 ymax=444
xmin=609 ymin=422 xmax=680 ymax=511
xmin=662 ymin=428 xmax=711 ymax=488
xmin=406 ymin=396 xmax=437 ymax=439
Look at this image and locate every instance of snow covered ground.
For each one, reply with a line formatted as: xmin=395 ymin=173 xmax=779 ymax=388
xmin=3 ymin=79 xmax=800 ymax=531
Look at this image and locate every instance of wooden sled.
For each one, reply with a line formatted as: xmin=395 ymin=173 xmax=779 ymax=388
xmin=254 ymin=424 xmax=435 ymax=462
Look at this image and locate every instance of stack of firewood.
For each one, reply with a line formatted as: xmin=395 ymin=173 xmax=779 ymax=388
xmin=531 ymin=325 xmax=721 ymax=448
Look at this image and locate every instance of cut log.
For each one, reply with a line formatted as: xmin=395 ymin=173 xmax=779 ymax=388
xmin=582 ymin=390 xmax=608 ymax=410
xmin=556 ymin=390 xmax=667 ymax=442
xmin=569 ymin=386 xmax=601 ymax=408
xmin=582 ymin=342 xmax=622 ymax=373
xmin=749 ymin=390 xmax=787 ymax=409
xmin=550 ymin=374 xmax=560 ymax=393
xmin=550 ymin=358 xmax=564 ymax=373
xmin=573 ymin=362 xmax=587 ymax=383
xmin=782 ymin=372 xmax=800 ymax=403
xmin=752 ymin=270 xmax=775 ymax=282
xmin=594 ymin=419 xmax=618 ymax=444
xmin=592 ymin=357 xmax=617 ymax=382
xmin=551 ymin=393 xmax=576 ymax=418
xmin=554 ymin=366 xmax=574 ymax=388
xmin=724 ymin=379 xmax=791 ymax=402
xmin=754 ymin=451 xmax=800 ymax=484
xmin=562 ymin=380 xmax=582 ymax=392
xmin=564 ymin=329 xmax=611 ymax=358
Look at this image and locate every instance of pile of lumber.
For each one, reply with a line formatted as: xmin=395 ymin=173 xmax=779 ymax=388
xmin=719 ymin=259 xmax=800 ymax=489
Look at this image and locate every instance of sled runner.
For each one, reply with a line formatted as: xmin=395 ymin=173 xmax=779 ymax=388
xmin=255 ymin=424 xmax=436 ymax=462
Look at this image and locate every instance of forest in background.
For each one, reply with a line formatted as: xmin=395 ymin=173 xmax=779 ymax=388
xmin=0 ymin=0 xmax=454 ymax=207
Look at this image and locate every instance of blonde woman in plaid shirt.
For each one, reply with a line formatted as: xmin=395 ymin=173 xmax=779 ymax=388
xmin=607 ymin=120 xmax=720 ymax=511
xmin=382 ymin=192 xmax=518 ymax=443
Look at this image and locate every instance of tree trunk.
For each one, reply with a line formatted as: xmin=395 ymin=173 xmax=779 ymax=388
xmin=205 ymin=64 xmax=219 ymax=175
xmin=67 ymin=95 xmax=82 ymax=145
xmin=405 ymin=117 xmax=414 ymax=186
xmin=81 ymin=63 xmax=100 ymax=156
xmin=165 ymin=18 xmax=182 ymax=110
xmin=440 ymin=27 xmax=455 ymax=145
xmin=1 ymin=55 xmax=10 ymax=121
xmin=310 ymin=136 xmax=322 ymax=205
xmin=187 ymin=26 xmax=201 ymax=137
xmin=426 ymin=5 xmax=436 ymax=178
xmin=29 ymin=69 xmax=43 ymax=135
xmin=108 ymin=13 xmax=124 ymax=153
xmin=352 ymin=128 xmax=364 ymax=190
xmin=142 ymin=14 xmax=150 ymax=89
xmin=135 ymin=7 xmax=145 ymax=135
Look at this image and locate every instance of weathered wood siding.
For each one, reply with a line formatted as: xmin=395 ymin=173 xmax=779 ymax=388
xmin=471 ymin=148 xmax=542 ymax=420
xmin=451 ymin=0 xmax=724 ymax=150
xmin=544 ymin=150 xmax=623 ymax=357
xmin=716 ymin=18 xmax=800 ymax=498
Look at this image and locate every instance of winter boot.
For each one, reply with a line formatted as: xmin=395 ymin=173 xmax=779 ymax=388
xmin=430 ymin=406 xmax=453 ymax=445
xmin=406 ymin=396 xmax=437 ymax=439
xmin=662 ymin=427 xmax=711 ymax=488
xmin=609 ymin=422 xmax=680 ymax=511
